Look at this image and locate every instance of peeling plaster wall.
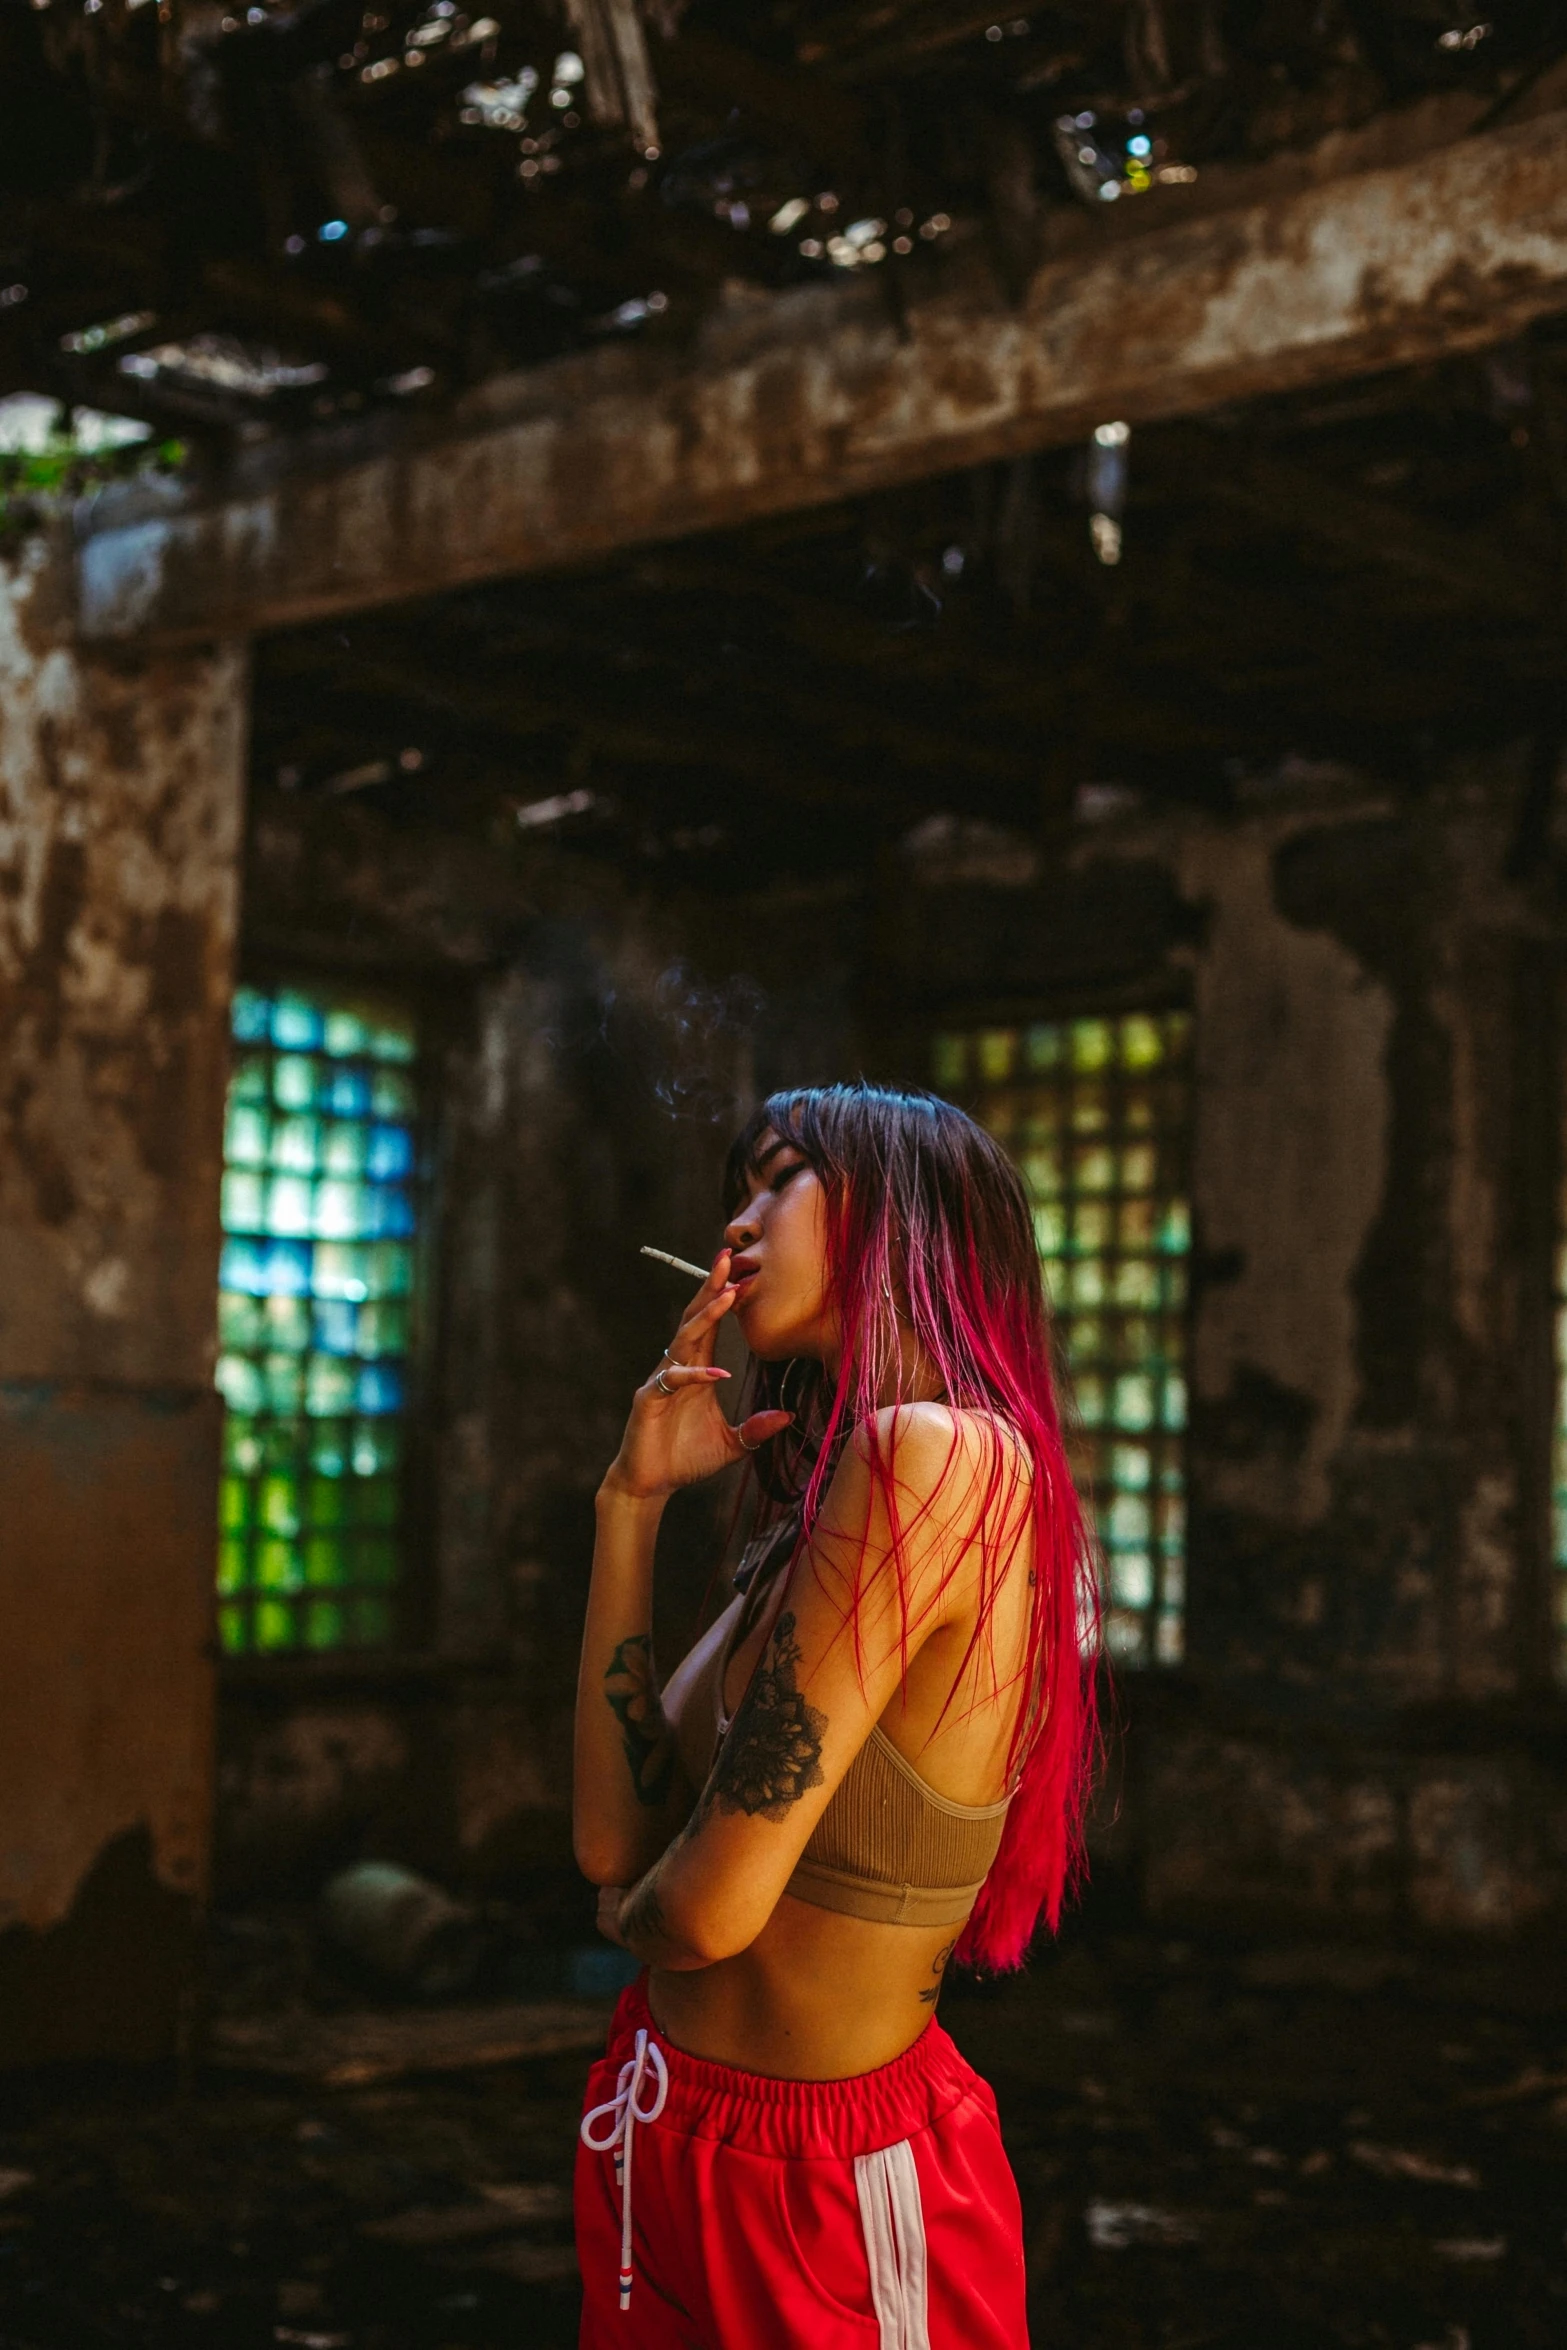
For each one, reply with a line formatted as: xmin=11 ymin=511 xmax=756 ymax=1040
xmin=0 ymin=532 xmax=246 ymax=2059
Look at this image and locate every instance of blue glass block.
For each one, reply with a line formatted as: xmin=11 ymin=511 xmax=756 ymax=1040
xmin=221 ymin=1237 xmax=266 ymax=1296
xmin=266 ymin=1175 xmax=313 ymax=1237
xmin=367 ymin=1243 xmax=413 ymax=1298
xmin=321 ymin=1122 xmax=368 ymax=1178
xmin=323 ymin=1008 xmax=371 ymax=1057
xmin=367 ymin=1016 xmax=416 ymax=1065
xmin=225 ymin=1103 xmax=269 ymax=1168
xmin=313 ymin=1299 xmax=359 ymax=1355
xmin=366 ymin=1125 xmax=413 ymax=1181
xmin=272 ymin=991 xmax=324 ymax=1050
xmin=322 ymin=1065 xmax=372 ymax=1118
xmin=216 ymin=1354 xmax=265 ymax=1413
xmin=306 ymin=1355 xmax=358 ymax=1417
xmin=273 ymin=1056 xmax=318 ymax=1112
xmin=370 ymin=1188 xmax=415 ymax=1239
xmin=261 ymin=1239 xmax=313 ymax=1296
xmin=231 ymin=986 xmax=272 ymax=1043
xmin=313 ymin=1180 xmax=368 ymax=1241
xmin=221 ymin=1172 xmax=265 ymax=1234
xmin=356 ymin=1362 xmax=404 ymax=1416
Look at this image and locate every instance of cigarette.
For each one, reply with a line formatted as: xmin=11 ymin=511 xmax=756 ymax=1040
xmin=640 ymin=1245 xmax=710 ymax=1281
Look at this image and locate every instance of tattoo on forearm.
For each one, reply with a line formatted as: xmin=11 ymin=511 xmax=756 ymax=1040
xmin=617 ymin=1859 xmax=670 ymax=1955
xmin=918 ymin=1939 xmax=957 ymax=2006
xmin=705 ymin=1611 xmax=826 ymax=1823
xmin=604 ymin=1635 xmax=676 ymax=1807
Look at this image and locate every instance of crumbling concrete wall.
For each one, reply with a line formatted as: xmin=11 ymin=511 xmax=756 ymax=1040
xmin=0 ymin=531 xmax=247 ymax=2059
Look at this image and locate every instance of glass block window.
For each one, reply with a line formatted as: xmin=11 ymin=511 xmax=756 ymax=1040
xmin=933 ymin=1013 xmax=1193 ymax=1667
xmin=215 ymin=984 xmax=424 ymax=1656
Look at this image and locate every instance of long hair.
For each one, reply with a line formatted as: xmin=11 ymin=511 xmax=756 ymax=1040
xmin=723 ymin=1082 xmax=1102 ymax=1971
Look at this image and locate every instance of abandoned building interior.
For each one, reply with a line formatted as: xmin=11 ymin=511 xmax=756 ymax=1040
xmin=6 ymin=0 xmax=1567 ymax=2342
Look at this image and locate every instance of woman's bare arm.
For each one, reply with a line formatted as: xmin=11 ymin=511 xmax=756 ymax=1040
xmin=572 ymin=1485 xmax=698 ymax=1887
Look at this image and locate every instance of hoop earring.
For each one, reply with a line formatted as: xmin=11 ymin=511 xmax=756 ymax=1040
xmin=779 ymin=1357 xmax=812 ymax=1419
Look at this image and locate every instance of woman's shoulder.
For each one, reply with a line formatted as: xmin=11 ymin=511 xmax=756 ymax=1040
xmin=853 ymin=1401 xmax=1033 ymax=1492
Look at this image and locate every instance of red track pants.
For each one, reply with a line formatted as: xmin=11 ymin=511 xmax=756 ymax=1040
xmin=575 ymin=1978 xmax=1029 ymax=2348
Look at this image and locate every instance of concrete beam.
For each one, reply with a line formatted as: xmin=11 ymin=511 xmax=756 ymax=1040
xmin=79 ymin=109 xmax=1567 ymax=645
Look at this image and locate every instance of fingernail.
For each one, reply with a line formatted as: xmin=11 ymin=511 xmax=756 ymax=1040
xmin=708 ymin=1368 xmax=730 ymax=1379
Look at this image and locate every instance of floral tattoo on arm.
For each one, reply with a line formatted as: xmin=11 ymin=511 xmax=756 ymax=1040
xmin=704 ymin=1611 xmax=826 ymax=1823
xmin=604 ymin=1634 xmax=676 ymax=1808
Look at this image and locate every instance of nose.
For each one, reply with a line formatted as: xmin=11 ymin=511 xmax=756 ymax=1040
xmin=724 ymin=1199 xmax=761 ymax=1253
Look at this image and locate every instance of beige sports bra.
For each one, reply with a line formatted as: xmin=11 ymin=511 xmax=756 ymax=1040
xmin=685 ymin=1532 xmax=1011 ymax=1929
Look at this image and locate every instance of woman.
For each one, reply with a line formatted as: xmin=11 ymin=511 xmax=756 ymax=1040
xmin=573 ymin=1084 xmax=1098 ymax=2348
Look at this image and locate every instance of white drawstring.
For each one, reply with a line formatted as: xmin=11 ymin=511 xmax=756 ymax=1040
xmin=580 ymin=2027 xmax=669 ymax=2310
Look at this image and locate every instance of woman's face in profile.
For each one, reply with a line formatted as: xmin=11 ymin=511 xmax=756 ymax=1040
xmin=723 ymin=1130 xmax=836 ymax=1363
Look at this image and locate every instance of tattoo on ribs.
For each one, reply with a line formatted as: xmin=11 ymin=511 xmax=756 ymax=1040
xmin=707 ymin=1611 xmax=826 ymax=1823
xmin=604 ymin=1634 xmax=676 ymax=1807
xmin=918 ymin=1938 xmax=957 ymax=2006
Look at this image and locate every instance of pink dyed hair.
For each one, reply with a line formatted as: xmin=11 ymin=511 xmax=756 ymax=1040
xmin=723 ymin=1083 xmax=1103 ymax=1971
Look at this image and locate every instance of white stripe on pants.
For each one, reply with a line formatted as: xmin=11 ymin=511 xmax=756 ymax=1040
xmin=854 ymin=2139 xmax=931 ymax=2350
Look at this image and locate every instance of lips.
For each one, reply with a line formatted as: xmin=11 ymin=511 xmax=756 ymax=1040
xmin=729 ymin=1255 xmax=761 ymax=1290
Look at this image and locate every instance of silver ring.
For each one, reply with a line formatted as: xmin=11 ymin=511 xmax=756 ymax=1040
xmin=737 ymin=1429 xmax=760 ymax=1452
xmin=654 ymin=1369 xmax=676 ymax=1396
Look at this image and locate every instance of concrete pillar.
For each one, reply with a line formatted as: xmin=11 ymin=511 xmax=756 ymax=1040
xmin=0 ymin=531 xmax=247 ymax=2061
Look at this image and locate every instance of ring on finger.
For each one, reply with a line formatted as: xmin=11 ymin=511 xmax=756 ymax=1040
xmin=737 ymin=1428 xmax=760 ymax=1453
xmin=654 ymin=1369 xmax=677 ymax=1397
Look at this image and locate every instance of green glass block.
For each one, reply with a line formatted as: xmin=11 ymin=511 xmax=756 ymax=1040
xmin=306 ymin=1355 xmax=357 ymax=1416
xmin=1074 ymin=1374 xmax=1105 ymax=1427
xmin=1161 ymin=1557 xmax=1186 ymax=1609
xmin=1065 ymin=1259 xmax=1105 ymax=1308
xmin=273 ymin=991 xmax=324 ymax=1049
xmin=1124 ymin=1091 xmax=1155 ymax=1135
xmin=224 ymin=1417 xmax=263 ymax=1475
xmin=321 ymin=1121 xmax=368 ymax=1178
xmin=256 ymin=1537 xmax=304 ymax=1593
xmin=1159 ymin=1493 xmax=1186 ymax=1546
xmin=1111 ymin=1259 xmax=1157 ymax=1309
xmin=263 ymin=1353 xmax=304 ymax=1413
xmin=305 ymin=1600 xmax=346 ymax=1651
xmin=980 ymin=1095 xmax=1017 ymax=1143
xmin=350 ymin=1596 xmax=394 ymax=1645
xmin=1071 ymin=1081 xmax=1108 ymax=1135
xmin=1072 ymin=1315 xmax=1105 ymax=1362
xmin=219 ymin=1477 xmax=252 ymax=1533
xmin=358 ymin=1300 xmax=408 ymax=1359
xmin=1120 ymin=1144 xmax=1156 ymax=1193
xmin=225 ymin=1102 xmax=270 ymax=1167
xmin=1109 ymin=1493 xmax=1150 ymax=1545
xmin=1159 ymin=1201 xmax=1191 ymax=1253
xmin=352 ymin=1418 xmax=400 ymax=1476
xmin=221 ymin=1172 xmax=265 ymax=1234
xmin=1159 ymin=1260 xmax=1188 ymax=1311
xmin=1075 ymin=1147 xmax=1114 ymax=1195
xmin=367 ymin=1014 xmax=417 ymax=1064
xmin=1162 ymin=1376 xmax=1187 ymax=1430
xmin=216 ymin=1353 xmax=265 ymax=1413
xmin=312 ymin=1242 xmax=371 ymax=1301
xmin=1023 ymin=1023 xmax=1066 ymax=1072
xmin=976 ymin=1029 xmax=1016 ymax=1083
xmin=262 ymin=1291 xmax=311 ymax=1350
xmin=323 ymin=1008 xmax=371 ymax=1057
xmin=350 ymin=1533 xmax=398 ymax=1586
xmin=1118 ymin=1198 xmax=1156 ymax=1247
xmin=370 ymin=1067 xmax=417 ymax=1119
xmin=273 ymin=1055 xmax=318 ymax=1111
xmin=1019 ymin=1093 xmax=1062 ymax=1143
xmin=313 ymin=1180 xmax=368 ymax=1240
xmin=1032 ymin=1202 xmax=1066 ymax=1255
xmin=216 ymin=1537 xmax=249 ymax=1595
xmin=351 ymin=1476 xmax=398 ymax=1528
xmin=1071 ymin=1019 xmax=1113 ymax=1072
xmin=259 ymin=1474 xmax=300 ymax=1536
xmin=1120 ymin=1014 xmax=1165 ymax=1070
xmin=305 ymin=1535 xmax=345 ymax=1588
xmin=1112 ymin=1443 xmax=1151 ymax=1491
xmin=1164 ymin=1011 xmax=1192 ymax=1057
xmin=1023 ymin=1148 xmax=1061 ymax=1199
xmin=264 ymin=1174 xmax=312 ymax=1238
xmin=255 ymin=1598 xmax=298 ymax=1651
xmin=932 ymin=1033 xmax=967 ymax=1086
xmin=231 ymin=1051 xmax=270 ymax=1104
xmin=310 ymin=1420 xmax=351 ymax=1476
xmin=365 ymin=1242 xmax=413 ymax=1299
xmin=1110 ymin=1551 xmax=1153 ymax=1609
xmin=261 ymin=1417 xmax=303 ymax=1469
xmin=270 ymin=1114 xmax=320 ymax=1175
xmin=1104 ymin=1608 xmax=1147 ymax=1663
xmin=1110 ymin=1375 xmax=1154 ymax=1429
xmin=218 ymin=1603 xmax=249 ymax=1655
xmin=308 ymin=1477 xmax=346 ymax=1527
xmin=219 ymin=1291 xmax=263 ymax=1348
xmin=1072 ymin=1200 xmax=1110 ymax=1252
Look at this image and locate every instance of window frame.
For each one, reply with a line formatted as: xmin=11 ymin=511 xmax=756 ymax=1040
xmin=213 ymin=958 xmax=453 ymax=1674
xmin=921 ymin=982 xmax=1196 ymax=1671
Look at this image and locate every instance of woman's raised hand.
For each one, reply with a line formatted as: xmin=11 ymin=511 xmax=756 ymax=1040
xmin=601 ymin=1247 xmax=794 ymax=1502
